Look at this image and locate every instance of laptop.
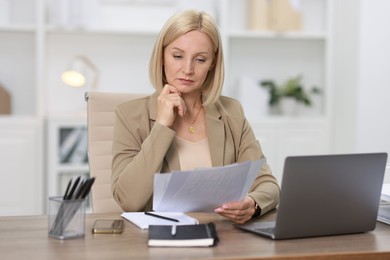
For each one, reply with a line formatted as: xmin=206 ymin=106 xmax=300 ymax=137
xmin=235 ymin=153 xmax=388 ymax=240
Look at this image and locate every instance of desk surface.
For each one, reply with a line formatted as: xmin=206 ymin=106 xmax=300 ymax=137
xmin=1 ymin=211 xmax=390 ymax=260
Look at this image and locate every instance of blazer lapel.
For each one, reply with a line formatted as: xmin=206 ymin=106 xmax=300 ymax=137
xmin=165 ymin=143 xmax=180 ymax=171
xmin=149 ymin=92 xmax=224 ymax=170
xmin=205 ymin=103 xmax=225 ymax=167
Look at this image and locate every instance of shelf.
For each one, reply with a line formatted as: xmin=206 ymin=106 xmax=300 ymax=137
xmin=0 ymin=115 xmax=38 ymax=122
xmin=249 ymin=115 xmax=329 ymax=124
xmin=57 ymin=164 xmax=89 ymax=172
xmin=0 ymin=25 xmax=36 ymax=32
xmin=228 ymin=30 xmax=327 ymax=40
xmin=45 ymin=27 xmax=160 ymax=37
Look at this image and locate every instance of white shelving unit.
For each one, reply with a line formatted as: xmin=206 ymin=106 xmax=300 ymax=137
xmin=219 ymin=0 xmax=333 ymax=180
xmin=0 ymin=0 xmax=44 ymax=216
xmin=0 ymin=0 xmax=333 ymax=214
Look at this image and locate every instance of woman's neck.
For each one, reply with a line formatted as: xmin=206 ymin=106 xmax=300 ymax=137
xmin=182 ymin=93 xmax=203 ymax=113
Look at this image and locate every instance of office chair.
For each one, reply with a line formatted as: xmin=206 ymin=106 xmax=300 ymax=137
xmin=85 ymin=91 xmax=147 ymax=213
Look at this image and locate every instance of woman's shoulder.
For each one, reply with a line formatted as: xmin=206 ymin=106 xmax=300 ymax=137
xmin=118 ymin=95 xmax=150 ymax=109
xmin=115 ymin=93 xmax=157 ymax=122
xmin=116 ymin=92 xmax=156 ymax=112
xmin=214 ymin=96 xmax=244 ymax=116
xmin=218 ymin=96 xmax=242 ymax=106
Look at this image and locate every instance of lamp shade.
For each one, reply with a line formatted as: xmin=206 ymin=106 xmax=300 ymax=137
xmin=61 ymin=56 xmax=99 ymax=90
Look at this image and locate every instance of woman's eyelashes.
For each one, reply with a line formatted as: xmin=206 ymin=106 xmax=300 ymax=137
xmin=173 ymin=55 xmax=182 ymax=60
xmin=195 ymin=57 xmax=206 ymax=63
xmin=172 ymin=54 xmax=207 ymax=64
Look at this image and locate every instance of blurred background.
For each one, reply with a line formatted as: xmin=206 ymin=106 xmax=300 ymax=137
xmin=0 ymin=0 xmax=389 ymax=216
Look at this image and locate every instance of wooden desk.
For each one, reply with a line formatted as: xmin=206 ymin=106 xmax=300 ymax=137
xmin=1 ymin=211 xmax=390 ymax=260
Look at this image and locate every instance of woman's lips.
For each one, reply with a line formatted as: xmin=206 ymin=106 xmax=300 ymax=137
xmin=178 ymin=78 xmax=194 ymax=85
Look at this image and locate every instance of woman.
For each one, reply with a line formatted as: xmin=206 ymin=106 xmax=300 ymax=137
xmin=112 ymin=9 xmax=280 ymax=223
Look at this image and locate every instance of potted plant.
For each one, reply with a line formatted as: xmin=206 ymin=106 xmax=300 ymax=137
xmin=259 ymin=75 xmax=321 ymax=115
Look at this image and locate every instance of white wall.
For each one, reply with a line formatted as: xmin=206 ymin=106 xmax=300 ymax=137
xmin=356 ymin=0 xmax=390 ymax=153
xmin=331 ymin=0 xmax=390 ymax=155
xmin=330 ymin=0 xmax=359 ymax=153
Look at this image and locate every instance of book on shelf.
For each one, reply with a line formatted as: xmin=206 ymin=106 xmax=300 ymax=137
xmin=0 ymin=83 xmax=11 ymax=114
xmin=247 ymin=0 xmax=302 ymax=32
xmin=248 ymin=0 xmax=269 ymax=31
xmin=148 ymin=222 xmax=218 ymax=247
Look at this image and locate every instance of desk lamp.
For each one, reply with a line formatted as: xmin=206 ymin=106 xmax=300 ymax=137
xmin=61 ymin=55 xmax=99 ymax=90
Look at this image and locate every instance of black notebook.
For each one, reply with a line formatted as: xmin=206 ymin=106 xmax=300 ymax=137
xmin=148 ymin=223 xmax=218 ymax=247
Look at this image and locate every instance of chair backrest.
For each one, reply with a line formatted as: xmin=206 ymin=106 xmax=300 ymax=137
xmin=85 ymin=91 xmax=147 ymax=213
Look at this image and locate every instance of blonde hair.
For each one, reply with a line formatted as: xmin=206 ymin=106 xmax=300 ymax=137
xmin=149 ymin=9 xmax=224 ymax=106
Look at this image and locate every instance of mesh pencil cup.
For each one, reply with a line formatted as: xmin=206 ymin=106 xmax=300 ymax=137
xmin=48 ymin=196 xmax=86 ymax=240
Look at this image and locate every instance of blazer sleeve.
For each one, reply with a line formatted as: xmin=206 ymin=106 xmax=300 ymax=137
xmin=226 ymin=99 xmax=280 ymax=216
xmin=111 ymin=99 xmax=175 ymax=212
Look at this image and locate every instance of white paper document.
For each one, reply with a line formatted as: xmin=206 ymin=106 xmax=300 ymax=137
xmin=121 ymin=212 xmax=199 ymax=229
xmin=153 ymin=159 xmax=265 ymax=212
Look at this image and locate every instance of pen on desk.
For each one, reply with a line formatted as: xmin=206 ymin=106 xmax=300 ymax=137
xmin=144 ymin=212 xmax=179 ymax=222
xmin=171 ymin=224 xmax=176 ymax=236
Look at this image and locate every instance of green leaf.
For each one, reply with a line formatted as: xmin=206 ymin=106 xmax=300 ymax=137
xmin=258 ymin=75 xmax=321 ymax=107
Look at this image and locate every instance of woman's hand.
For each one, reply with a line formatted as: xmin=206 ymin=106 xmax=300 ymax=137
xmin=214 ymin=196 xmax=256 ymax=224
xmin=156 ymin=84 xmax=186 ymax=127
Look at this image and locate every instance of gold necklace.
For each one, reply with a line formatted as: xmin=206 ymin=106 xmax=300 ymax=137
xmin=183 ymin=106 xmax=202 ymax=134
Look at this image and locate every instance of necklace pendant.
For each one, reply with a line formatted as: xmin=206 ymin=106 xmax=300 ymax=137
xmin=188 ymin=125 xmax=196 ymax=134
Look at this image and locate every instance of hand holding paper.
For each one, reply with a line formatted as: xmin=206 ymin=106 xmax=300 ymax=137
xmin=153 ymin=159 xmax=264 ymax=212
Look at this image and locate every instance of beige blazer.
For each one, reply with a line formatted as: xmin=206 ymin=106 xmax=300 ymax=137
xmin=112 ymin=92 xmax=280 ymax=215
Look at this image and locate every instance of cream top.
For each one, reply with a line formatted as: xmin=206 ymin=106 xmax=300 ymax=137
xmin=174 ymin=136 xmax=212 ymax=171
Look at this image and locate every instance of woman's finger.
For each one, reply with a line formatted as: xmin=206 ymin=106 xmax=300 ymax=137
xmin=161 ymin=84 xmax=180 ymax=95
xmin=157 ymin=85 xmax=186 ymax=126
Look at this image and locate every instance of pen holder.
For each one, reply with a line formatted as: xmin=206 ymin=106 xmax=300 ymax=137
xmin=48 ymin=196 xmax=86 ymax=240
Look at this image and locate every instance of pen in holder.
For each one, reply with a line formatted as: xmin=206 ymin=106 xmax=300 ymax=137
xmin=48 ymin=176 xmax=95 ymax=240
xmin=48 ymin=196 xmax=86 ymax=240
